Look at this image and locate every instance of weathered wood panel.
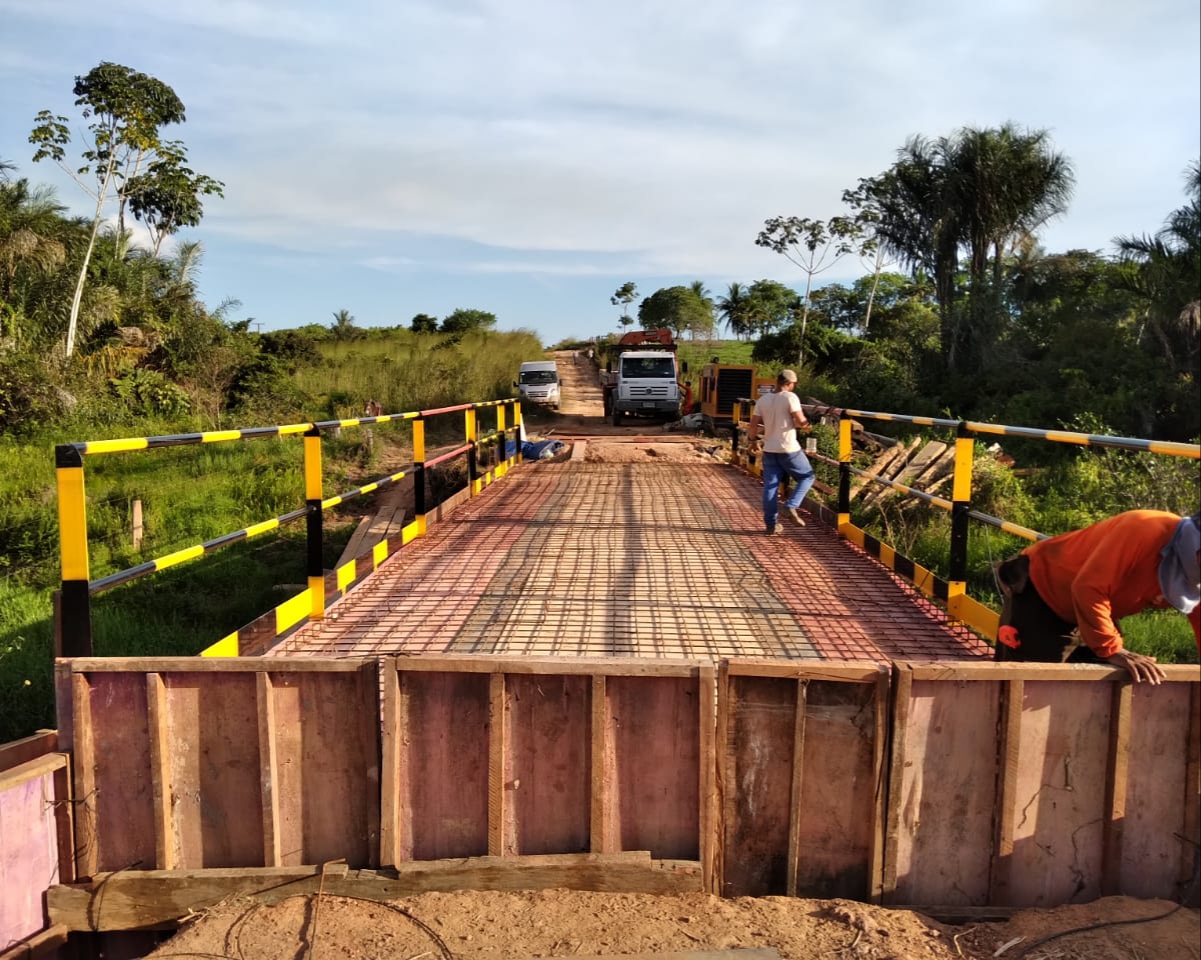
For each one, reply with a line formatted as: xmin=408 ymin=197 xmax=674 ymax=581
xmin=888 ymin=676 xmax=1000 ymax=905
xmin=506 ymin=673 xmax=590 ymax=855
xmin=0 ymin=757 xmax=66 ymax=948
xmin=396 ymin=670 xmax=490 ymax=861
xmin=610 ymin=675 xmax=700 ymax=861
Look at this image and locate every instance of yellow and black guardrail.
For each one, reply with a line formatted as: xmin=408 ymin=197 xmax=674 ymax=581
xmin=731 ymin=401 xmax=1200 ymax=640
xmin=55 ymin=399 xmax=523 ymax=658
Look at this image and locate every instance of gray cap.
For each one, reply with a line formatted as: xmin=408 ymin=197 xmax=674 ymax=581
xmin=1159 ymin=514 xmax=1200 ymax=615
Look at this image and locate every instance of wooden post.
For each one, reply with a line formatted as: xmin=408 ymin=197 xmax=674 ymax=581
xmin=131 ymin=499 xmax=143 ymax=550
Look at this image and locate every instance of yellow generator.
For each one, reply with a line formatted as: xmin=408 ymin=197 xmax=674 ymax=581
xmin=698 ymin=364 xmax=774 ymax=423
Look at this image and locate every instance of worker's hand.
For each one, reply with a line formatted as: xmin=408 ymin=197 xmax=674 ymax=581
xmin=1106 ymin=649 xmax=1166 ymax=684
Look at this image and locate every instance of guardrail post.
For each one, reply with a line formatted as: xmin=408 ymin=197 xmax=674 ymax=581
xmin=304 ymin=427 xmax=325 ymax=620
xmin=949 ymin=421 xmax=974 ymax=605
xmin=512 ymin=400 xmax=523 ymax=464
xmin=466 ymin=406 xmax=479 ymax=496
xmin=732 ymin=401 xmax=742 ymax=459
xmin=414 ymin=416 xmax=427 ymax=536
xmin=55 ymin=444 xmax=92 ymax=657
xmin=496 ymin=403 xmax=507 ymax=477
xmin=838 ymin=414 xmax=852 ymax=529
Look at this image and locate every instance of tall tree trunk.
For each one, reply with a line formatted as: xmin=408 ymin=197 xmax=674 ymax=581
xmin=797 ymin=273 xmax=814 ymax=367
xmin=65 ymin=158 xmax=116 ymax=357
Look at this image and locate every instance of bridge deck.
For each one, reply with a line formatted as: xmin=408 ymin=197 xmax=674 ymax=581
xmin=270 ymin=459 xmax=991 ymax=661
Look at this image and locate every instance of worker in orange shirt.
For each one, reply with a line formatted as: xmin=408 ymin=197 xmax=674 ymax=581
xmin=994 ymin=510 xmax=1200 ymax=684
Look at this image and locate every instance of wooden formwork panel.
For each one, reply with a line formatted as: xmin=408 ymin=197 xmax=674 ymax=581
xmin=61 ymin=658 xmax=381 ymax=876
xmin=717 ymin=661 xmax=889 ymax=900
xmin=380 ymin=656 xmax=715 ymax=887
xmin=884 ymin=662 xmax=1201 ymax=908
xmin=0 ymin=747 xmax=72 ymax=950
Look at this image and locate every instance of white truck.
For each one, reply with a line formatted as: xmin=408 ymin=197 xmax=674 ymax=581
xmin=515 ymin=360 xmax=561 ymax=409
xmin=601 ymin=330 xmax=685 ymax=426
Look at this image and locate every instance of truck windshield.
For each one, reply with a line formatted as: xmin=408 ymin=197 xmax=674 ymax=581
xmin=519 ymin=370 xmax=557 ymax=385
xmin=621 ymin=357 xmax=675 ymax=379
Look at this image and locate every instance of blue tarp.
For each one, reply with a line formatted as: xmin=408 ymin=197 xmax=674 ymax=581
xmin=522 ymin=439 xmax=568 ymax=460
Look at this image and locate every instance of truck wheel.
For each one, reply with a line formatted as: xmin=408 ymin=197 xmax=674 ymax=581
xmin=612 ymin=407 xmax=622 ymax=426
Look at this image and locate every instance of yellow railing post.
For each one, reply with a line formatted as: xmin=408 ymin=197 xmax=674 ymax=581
xmin=413 ymin=417 xmax=427 ymax=536
xmin=512 ymin=400 xmax=523 ymax=465
xmin=947 ymin=422 xmax=975 ymax=616
xmin=304 ymin=427 xmax=325 ymax=620
xmin=838 ymin=415 xmax=853 ymax=533
xmin=55 ymin=444 xmax=92 ymax=656
xmin=466 ymin=406 xmax=479 ymax=496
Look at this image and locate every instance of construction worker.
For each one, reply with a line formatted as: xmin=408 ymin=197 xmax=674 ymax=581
xmin=995 ymin=510 xmax=1200 ymax=683
xmin=748 ymin=369 xmax=815 ymax=535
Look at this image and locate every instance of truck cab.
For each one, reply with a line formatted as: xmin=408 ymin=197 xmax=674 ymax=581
xmin=607 ymin=349 xmax=682 ymax=425
xmin=516 ymin=361 xmax=560 ymax=409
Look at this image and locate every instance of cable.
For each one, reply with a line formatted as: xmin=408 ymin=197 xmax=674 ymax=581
xmin=1009 ymin=902 xmax=1185 ymax=958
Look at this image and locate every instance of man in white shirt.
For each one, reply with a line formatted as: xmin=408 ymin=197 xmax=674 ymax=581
xmin=748 ymin=369 xmax=816 ymax=535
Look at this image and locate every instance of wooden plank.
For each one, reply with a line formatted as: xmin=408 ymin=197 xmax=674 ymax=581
xmin=1101 ymin=682 xmax=1132 ymax=895
xmin=848 ymin=439 xmax=915 ymax=500
xmin=881 ymin=665 xmax=910 ymax=903
xmin=569 ymin=952 xmax=779 ymax=960
xmin=397 ymin=670 xmax=490 ymax=860
xmin=48 ymin=854 xmax=704 ymax=930
xmin=52 ymin=762 xmax=75 ymax=886
xmin=590 ymin=675 xmax=610 ymax=853
xmin=1122 ymin=681 xmax=1195 ymax=898
xmin=0 ymin=764 xmax=62 ymax=948
xmin=0 ymin=923 xmax=69 ymax=960
xmin=67 ymin=657 xmax=375 ymax=673
xmin=785 ymin=679 xmax=808 ymax=897
xmin=507 ymin=673 xmax=589 ymax=856
xmin=386 ymin=656 xmax=706 ymax=677
xmin=725 ymin=661 xmax=884 ymax=682
xmin=1008 ymin=681 xmax=1110 ymax=907
xmin=0 ymin=730 xmax=57 ymax=773
xmin=488 ymin=672 xmax=507 ymax=856
xmin=257 ymin=672 xmax=281 ymax=868
xmin=336 ymin=513 xmax=378 ymax=568
xmin=610 ymin=676 xmax=700 ymax=861
xmin=54 ymin=661 xmax=74 ymax=761
xmin=989 ymin=678 xmax=1023 ymax=906
xmin=1185 ymin=683 xmax=1201 ymax=888
xmin=866 ymin=440 xmax=947 ymax=506
xmin=71 ymin=672 xmax=97 ymax=879
xmin=698 ymin=664 xmax=718 ymax=895
xmin=868 ymin=665 xmax=890 ymax=904
xmin=904 ymin=662 xmax=1199 ymax=682
xmin=722 ymin=676 xmax=794 ymax=896
xmin=380 ymin=660 xmax=401 ymax=866
xmin=715 ymin=661 xmax=732 ymax=895
xmin=146 ymin=673 xmax=175 ymax=870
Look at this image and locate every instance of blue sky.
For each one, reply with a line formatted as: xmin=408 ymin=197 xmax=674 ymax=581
xmin=1 ymin=0 xmax=1198 ymax=347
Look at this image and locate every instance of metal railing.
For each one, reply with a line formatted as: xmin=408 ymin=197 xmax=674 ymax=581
xmin=55 ymin=399 xmax=523 ymax=657
xmin=731 ymin=399 xmax=1200 ymax=638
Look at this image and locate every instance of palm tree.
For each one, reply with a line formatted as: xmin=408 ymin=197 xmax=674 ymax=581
xmin=717 ymin=282 xmax=749 ymax=338
xmin=688 ymin=280 xmax=716 ymax=340
xmin=0 ymin=178 xmax=71 ymax=340
xmin=331 ymin=308 xmax=358 ymax=342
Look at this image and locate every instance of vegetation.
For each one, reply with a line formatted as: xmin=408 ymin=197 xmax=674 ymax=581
xmin=3 ymin=70 xmax=1199 ymax=744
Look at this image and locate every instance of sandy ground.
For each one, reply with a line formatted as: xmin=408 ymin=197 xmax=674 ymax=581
xmin=148 ymin=889 xmax=1198 ymax=960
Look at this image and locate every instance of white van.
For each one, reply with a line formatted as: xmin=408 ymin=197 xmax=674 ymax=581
xmin=515 ymin=361 xmax=560 ymax=409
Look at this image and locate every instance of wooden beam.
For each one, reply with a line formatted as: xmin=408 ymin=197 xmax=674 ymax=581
xmin=1102 ymin=682 xmax=1133 ymax=895
xmin=0 ymin=730 xmax=58 ymax=773
xmin=392 ymin=656 xmax=707 ymax=677
xmin=698 ymin=664 xmax=718 ymax=895
xmin=785 ymin=679 xmax=808 ymax=897
xmin=0 ymin=752 xmax=67 ymax=793
xmin=0 ymin=924 xmax=69 ymax=960
xmin=47 ymin=854 xmax=704 ymax=931
xmin=989 ymin=678 xmax=1023 ymax=905
xmin=71 ymin=672 xmax=97 ymax=880
xmin=881 ymin=664 xmax=911 ymax=903
xmin=724 ymin=661 xmax=884 ymax=682
xmin=903 ymin=662 xmax=1199 ymax=683
xmin=868 ymin=665 xmax=890 ymax=904
xmin=590 ymin=675 xmax=610 ymax=853
xmin=66 ymin=657 xmax=374 ymax=673
xmin=715 ymin=660 xmax=733 ymax=897
xmin=488 ymin=672 xmax=507 ymax=856
xmin=380 ymin=660 xmax=401 ymax=867
xmin=256 ymin=672 xmax=281 ymax=868
xmin=1183 ymin=682 xmax=1200 ymax=887
xmin=146 ymin=673 xmax=175 ymax=870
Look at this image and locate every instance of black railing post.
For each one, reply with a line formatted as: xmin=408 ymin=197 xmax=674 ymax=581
xmin=838 ymin=413 xmax=852 ymax=527
xmin=55 ymin=443 xmax=93 ymax=657
xmin=304 ymin=426 xmax=325 ymax=619
xmin=949 ymin=421 xmax=974 ymax=591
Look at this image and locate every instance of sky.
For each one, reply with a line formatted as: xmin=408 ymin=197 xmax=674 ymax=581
xmin=1 ymin=0 xmax=1198 ymax=348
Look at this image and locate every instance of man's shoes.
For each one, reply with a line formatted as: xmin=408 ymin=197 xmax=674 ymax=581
xmin=766 ymin=522 xmax=784 ymax=535
xmin=785 ymin=507 xmax=806 ymax=527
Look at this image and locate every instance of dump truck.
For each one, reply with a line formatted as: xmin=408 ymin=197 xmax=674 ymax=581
xmin=600 ymin=328 xmax=690 ymax=426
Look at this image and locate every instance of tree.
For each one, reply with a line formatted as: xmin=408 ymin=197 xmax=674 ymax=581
xmin=410 ymin=312 xmax=439 ymax=333
xmin=0 ymin=178 xmax=70 ymax=333
xmin=717 ymin=282 xmax=750 ymax=338
xmin=637 ymin=286 xmax=711 ymax=339
xmin=441 ymin=308 xmax=496 ymax=333
xmin=756 ymin=215 xmax=867 ymax=365
xmin=30 ymin=62 xmax=189 ymax=356
xmin=744 ymin=279 xmax=801 ymax=337
xmin=330 ymin=308 xmax=357 ymax=341
xmin=687 ymin=280 xmax=716 ymax=340
xmin=126 ymin=141 xmax=224 ymax=256
xmin=610 ymin=281 xmax=638 ymax=331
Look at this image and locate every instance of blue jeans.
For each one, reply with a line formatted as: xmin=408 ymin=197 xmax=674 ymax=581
xmin=762 ymin=450 xmax=816 ymax=530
